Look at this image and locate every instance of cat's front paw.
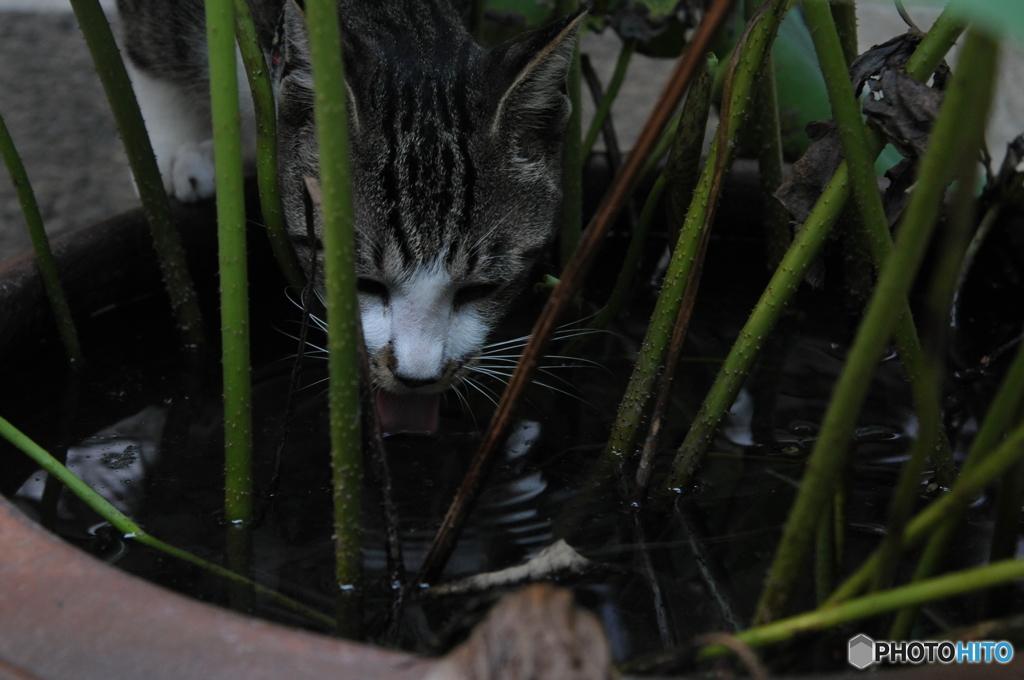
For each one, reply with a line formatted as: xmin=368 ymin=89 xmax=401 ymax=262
xmin=165 ymin=140 xmax=216 ymax=203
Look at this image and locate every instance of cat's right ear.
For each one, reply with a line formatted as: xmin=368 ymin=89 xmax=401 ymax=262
xmin=487 ymin=10 xmax=587 ymax=139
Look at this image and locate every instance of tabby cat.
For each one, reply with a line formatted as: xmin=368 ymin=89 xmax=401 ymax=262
xmin=116 ymin=0 xmax=583 ymax=433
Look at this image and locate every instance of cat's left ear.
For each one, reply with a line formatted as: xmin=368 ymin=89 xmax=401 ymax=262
xmin=488 ymin=10 xmax=587 ymax=137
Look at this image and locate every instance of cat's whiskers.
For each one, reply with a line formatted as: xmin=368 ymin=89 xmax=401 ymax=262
xmin=460 ymin=375 xmax=500 ymax=408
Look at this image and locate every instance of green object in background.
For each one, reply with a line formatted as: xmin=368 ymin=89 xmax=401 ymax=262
xmin=486 ymin=0 xmax=549 ymax=24
xmin=875 ymin=143 xmax=905 ymax=176
xmin=772 ymin=8 xmax=831 ymax=160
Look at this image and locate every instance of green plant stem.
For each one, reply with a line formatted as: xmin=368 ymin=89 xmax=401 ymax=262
xmin=744 ymin=0 xmax=788 ymax=273
xmin=986 ymin=459 xmax=1024 ymax=615
xmin=880 ymin=128 xmax=984 ymax=600
xmin=666 ymin=9 xmax=965 ymax=497
xmin=753 ymin=63 xmax=790 ymax=269
xmin=891 ymin=305 xmax=1024 ymax=636
xmin=581 ymin=39 xmax=635 ymax=161
xmin=0 ymin=109 xmax=82 ymax=365
xmin=306 ymin=0 xmax=363 ymax=637
xmin=664 ymin=54 xmax=717 ymax=247
xmin=206 ymin=0 xmax=253 ymax=606
xmin=830 ymin=0 xmax=858 ymax=66
xmin=68 ymin=0 xmax=205 ymax=351
xmin=639 ymin=109 xmax=683 ymax=181
xmin=754 ymin=27 xmax=998 ymax=626
xmin=0 ymin=415 xmax=334 ymax=629
xmin=604 ymin=0 xmax=789 ymax=464
xmin=815 ymin=499 xmax=835 ymax=605
xmin=557 ymin=0 xmax=583 ymax=273
xmin=804 ymin=0 xmax=952 ymax=593
xmin=233 ymin=0 xmax=307 ymax=291
xmin=577 ymin=54 xmax=715 ymax=344
xmin=834 ymin=394 xmax=1024 ymax=610
xmin=666 ymin=164 xmax=850 ymax=491
xmin=804 ymin=0 xmax=954 ymax=488
xmin=589 ymin=175 xmax=666 ymax=332
xmin=701 ymin=556 xmax=1024 ymax=658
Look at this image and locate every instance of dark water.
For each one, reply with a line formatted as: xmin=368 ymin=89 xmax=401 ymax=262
xmin=5 ymin=187 xmax=1024 ymax=674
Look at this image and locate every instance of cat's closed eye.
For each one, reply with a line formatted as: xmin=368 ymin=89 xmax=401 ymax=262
xmin=357 ymin=277 xmax=390 ymax=303
xmin=454 ymin=283 xmax=500 ymax=308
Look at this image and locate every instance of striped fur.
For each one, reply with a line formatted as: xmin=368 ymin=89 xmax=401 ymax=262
xmin=119 ymin=0 xmax=583 ymax=394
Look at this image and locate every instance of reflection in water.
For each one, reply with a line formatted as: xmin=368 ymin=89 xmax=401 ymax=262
xmin=15 ymin=405 xmax=167 ymax=529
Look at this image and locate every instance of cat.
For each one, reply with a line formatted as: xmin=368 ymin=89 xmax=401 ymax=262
xmin=116 ymin=0 xmax=584 ymax=434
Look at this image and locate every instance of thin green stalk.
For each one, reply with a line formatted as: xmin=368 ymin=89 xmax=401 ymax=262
xmin=666 ymin=164 xmax=850 ymax=491
xmin=805 ymin=0 xmax=954 ymax=487
xmin=702 ymin=557 xmax=1024 ymax=657
xmin=753 ymin=64 xmax=790 ymax=269
xmin=832 ymin=409 xmax=1024 ymax=607
xmin=745 ymin=0 xmax=789 ymax=272
xmin=587 ymin=175 xmax=666 ymax=333
xmin=830 ymin=0 xmax=858 ymax=66
xmin=0 ymin=415 xmax=334 ymax=629
xmin=754 ymin=28 xmax=998 ymax=625
xmin=804 ymin=0 xmax=951 ymax=592
xmin=305 ymin=0 xmax=363 ymax=636
xmin=956 ymin=203 xmax=1001 ymax=296
xmin=581 ymin=39 xmax=635 ymax=161
xmin=0 ymin=109 xmax=82 ymax=364
xmin=557 ymin=0 xmax=583 ymax=273
xmin=833 ymin=484 xmax=846 ymax=575
xmin=234 ymin=0 xmax=307 ymax=291
xmin=666 ymin=9 xmax=965 ymax=496
xmin=879 ymin=130 xmax=984 ymax=599
xmin=206 ymin=0 xmax=253 ymax=606
xmin=803 ymin=0 xmax=886 ymax=261
xmin=638 ymin=109 xmax=682 ymax=182
xmin=577 ymin=54 xmax=716 ymax=343
xmin=68 ymin=0 xmax=205 ymax=351
xmin=815 ymin=500 xmax=835 ymax=605
xmin=891 ymin=316 xmax=1024 ymax=635
xmin=604 ymin=0 xmax=789 ymax=464
xmin=986 ymin=458 xmax=1024 ymax=616
xmin=664 ymin=54 xmax=717 ymax=246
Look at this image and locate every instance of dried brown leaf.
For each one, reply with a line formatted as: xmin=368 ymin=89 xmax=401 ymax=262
xmin=775 ymin=120 xmax=844 ymax=224
xmin=863 ymin=69 xmax=943 ymax=158
xmin=426 ymin=584 xmax=612 ymax=680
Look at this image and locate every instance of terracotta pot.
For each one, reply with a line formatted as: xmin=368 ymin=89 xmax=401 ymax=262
xmin=0 ymin=200 xmax=432 ymax=679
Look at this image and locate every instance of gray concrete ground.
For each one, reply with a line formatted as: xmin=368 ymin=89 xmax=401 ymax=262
xmin=0 ymin=2 xmax=1021 ymax=265
xmin=0 ymin=8 xmax=137 ymax=262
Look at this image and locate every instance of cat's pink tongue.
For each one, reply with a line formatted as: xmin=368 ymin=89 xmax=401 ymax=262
xmin=375 ymin=390 xmax=441 ymax=436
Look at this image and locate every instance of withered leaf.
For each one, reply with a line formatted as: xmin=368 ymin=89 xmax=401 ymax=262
xmin=775 ymin=120 xmax=844 ymax=224
xmin=863 ymin=69 xmax=943 ymax=158
xmin=426 ymin=584 xmax=612 ymax=680
xmin=848 ymin=32 xmax=923 ymax=95
xmin=608 ymin=2 xmax=669 ymax=43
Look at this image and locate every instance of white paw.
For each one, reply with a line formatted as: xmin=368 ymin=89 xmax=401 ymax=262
xmin=167 ymin=140 xmax=216 ymax=203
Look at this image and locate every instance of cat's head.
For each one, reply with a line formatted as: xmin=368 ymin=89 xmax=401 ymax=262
xmin=274 ymin=1 xmax=584 ymax=430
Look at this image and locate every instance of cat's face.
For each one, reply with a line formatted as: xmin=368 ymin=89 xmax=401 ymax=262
xmin=274 ymin=2 xmax=582 ymax=420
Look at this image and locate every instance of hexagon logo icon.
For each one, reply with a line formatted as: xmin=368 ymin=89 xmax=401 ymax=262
xmin=848 ymin=634 xmax=875 ymax=669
